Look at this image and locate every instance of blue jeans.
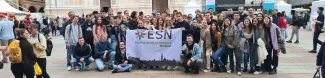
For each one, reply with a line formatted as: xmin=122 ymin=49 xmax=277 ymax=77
xmin=213 ymin=43 xmax=225 ymax=66
xmin=110 ymin=35 xmax=118 ymax=51
xmin=113 ymin=64 xmax=133 ymax=72
xmin=243 ymin=53 xmax=249 ymax=68
xmin=67 ymin=45 xmax=76 ymax=66
xmin=280 ymin=28 xmax=288 ymax=39
xmin=95 ymin=51 xmax=116 ymax=70
xmin=72 ymin=58 xmax=92 ymax=66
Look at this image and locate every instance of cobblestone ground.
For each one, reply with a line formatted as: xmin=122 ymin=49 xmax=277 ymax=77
xmin=0 ymin=27 xmax=324 ymax=78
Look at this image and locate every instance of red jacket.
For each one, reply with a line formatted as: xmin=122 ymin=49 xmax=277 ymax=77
xmin=279 ymin=16 xmax=287 ymax=28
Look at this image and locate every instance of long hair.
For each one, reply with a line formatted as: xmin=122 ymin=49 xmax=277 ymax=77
xmin=263 ymin=16 xmax=272 ymax=27
xmin=95 ymin=16 xmax=103 ymax=26
xmin=243 ymin=18 xmax=253 ymax=34
xmin=156 ymin=18 xmax=165 ymax=30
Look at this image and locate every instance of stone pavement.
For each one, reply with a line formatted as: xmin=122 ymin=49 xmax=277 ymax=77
xmin=0 ymin=26 xmax=324 ymax=78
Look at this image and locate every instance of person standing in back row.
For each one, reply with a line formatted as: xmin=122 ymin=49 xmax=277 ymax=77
xmin=175 ymin=12 xmax=192 ymax=45
xmin=65 ymin=16 xmax=83 ymax=71
xmin=309 ymin=7 xmax=325 ymax=53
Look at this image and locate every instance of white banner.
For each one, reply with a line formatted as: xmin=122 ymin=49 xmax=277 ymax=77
xmin=126 ymin=29 xmax=182 ymax=61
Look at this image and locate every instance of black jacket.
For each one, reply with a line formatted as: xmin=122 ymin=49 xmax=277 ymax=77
xmin=316 ymin=13 xmax=325 ymax=33
xmin=82 ymin=22 xmax=94 ymax=42
xmin=137 ymin=27 xmax=147 ymax=29
xmin=73 ymin=43 xmax=92 ymax=60
xmin=317 ymin=42 xmax=325 ymax=76
xmin=17 ymin=37 xmax=37 ymax=69
xmin=114 ymin=48 xmax=128 ymax=65
xmin=128 ymin=20 xmax=138 ymax=30
xmin=192 ymin=27 xmax=201 ymax=44
xmin=175 ymin=20 xmax=192 ymax=41
xmin=207 ymin=19 xmax=217 ymax=25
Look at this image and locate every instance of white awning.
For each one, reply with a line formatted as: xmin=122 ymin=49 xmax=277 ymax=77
xmin=0 ymin=0 xmax=26 ymax=14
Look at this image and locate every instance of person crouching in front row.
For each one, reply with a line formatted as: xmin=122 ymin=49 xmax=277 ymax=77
xmin=70 ymin=37 xmax=93 ymax=71
xmin=176 ymin=34 xmax=203 ymax=74
xmin=112 ymin=41 xmax=133 ymax=73
xmin=95 ymin=35 xmax=116 ymax=71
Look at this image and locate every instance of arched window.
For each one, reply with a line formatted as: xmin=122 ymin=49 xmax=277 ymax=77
xmin=28 ymin=6 xmax=37 ymax=13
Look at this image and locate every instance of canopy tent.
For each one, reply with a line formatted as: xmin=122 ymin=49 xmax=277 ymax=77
xmin=0 ymin=0 xmax=26 ymax=15
xmin=184 ymin=0 xmax=201 ymax=16
xmin=275 ymin=1 xmax=292 ymax=16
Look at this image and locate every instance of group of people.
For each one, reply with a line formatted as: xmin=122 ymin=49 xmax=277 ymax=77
xmin=0 ymin=5 xmax=325 ymax=78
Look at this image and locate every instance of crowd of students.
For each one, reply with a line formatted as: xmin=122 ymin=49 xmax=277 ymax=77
xmin=1 ymin=6 xmax=325 ymax=78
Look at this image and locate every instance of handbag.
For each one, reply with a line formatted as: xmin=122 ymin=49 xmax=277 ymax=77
xmin=34 ymin=62 xmax=42 ymax=75
xmin=313 ymin=70 xmax=321 ymax=78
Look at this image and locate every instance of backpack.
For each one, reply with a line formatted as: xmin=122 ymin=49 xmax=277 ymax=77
xmin=296 ymin=16 xmax=305 ymax=26
xmin=37 ymin=34 xmax=53 ymax=56
xmin=8 ymin=41 xmax=22 ymax=64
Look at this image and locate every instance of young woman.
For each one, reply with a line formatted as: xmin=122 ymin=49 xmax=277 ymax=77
xmin=93 ymin=17 xmax=108 ymax=44
xmin=210 ymin=22 xmax=222 ymax=72
xmin=165 ymin=17 xmax=174 ymax=30
xmin=11 ymin=28 xmax=37 ymax=78
xmin=221 ymin=18 xmax=241 ymax=75
xmin=156 ymin=18 xmax=165 ymax=30
xmin=28 ymin=24 xmax=50 ymax=78
xmin=118 ymin=24 xmax=127 ymax=43
xmin=251 ymin=18 xmax=265 ymax=74
xmin=148 ymin=17 xmax=157 ymax=30
xmin=217 ymin=14 xmax=225 ymax=31
xmin=109 ymin=16 xmax=119 ymax=51
xmin=263 ymin=17 xmax=282 ymax=75
xmin=137 ymin=20 xmax=147 ymax=29
xmin=240 ymin=18 xmax=253 ymax=73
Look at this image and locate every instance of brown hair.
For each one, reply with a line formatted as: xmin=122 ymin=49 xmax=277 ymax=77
xmin=30 ymin=23 xmax=39 ymax=30
xmin=15 ymin=28 xmax=27 ymax=37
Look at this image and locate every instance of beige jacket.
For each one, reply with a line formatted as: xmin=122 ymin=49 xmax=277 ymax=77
xmin=200 ymin=26 xmax=212 ymax=52
xmin=28 ymin=33 xmax=47 ymax=58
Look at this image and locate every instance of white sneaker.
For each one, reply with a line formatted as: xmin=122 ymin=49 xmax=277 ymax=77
xmin=67 ymin=66 xmax=72 ymax=71
xmin=237 ymin=72 xmax=242 ymax=76
xmin=203 ymin=69 xmax=210 ymax=73
xmin=227 ymin=70 xmax=232 ymax=74
xmin=173 ymin=66 xmax=180 ymax=70
xmin=75 ymin=66 xmax=80 ymax=71
xmin=254 ymin=71 xmax=261 ymax=75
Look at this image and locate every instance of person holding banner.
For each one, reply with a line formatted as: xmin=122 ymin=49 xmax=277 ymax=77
xmin=112 ymin=41 xmax=133 ymax=73
xmin=175 ymin=12 xmax=192 ymax=45
xmin=94 ymin=35 xmax=116 ymax=71
xmin=176 ymin=34 xmax=203 ymax=74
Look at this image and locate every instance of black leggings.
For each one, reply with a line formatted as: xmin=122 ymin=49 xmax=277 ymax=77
xmin=37 ymin=58 xmax=50 ymax=78
xmin=264 ymin=47 xmax=279 ymax=71
xmin=11 ymin=63 xmax=34 ymax=78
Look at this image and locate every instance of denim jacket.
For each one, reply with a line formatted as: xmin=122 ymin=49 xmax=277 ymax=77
xmin=182 ymin=43 xmax=201 ymax=61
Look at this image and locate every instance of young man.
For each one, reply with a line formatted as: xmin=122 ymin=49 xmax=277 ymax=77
xmin=232 ymin=12 xmax=242 ymax=29
xmin=61 ymin=11 xmax=75 ymax=37
xmin=0 ymin=14 xmax=14 ymax=63
xmin=238 ymin=7 xmax=248 ymax=21
xmin=176 ymin=34 xmax=203 ymax=74
xmin=64 ymin=16 xmax=83 ymax=71
xmin=205 ymin=13 xmax=217 ymax=25
xmin=175 ymin=12 xmax=192 ymax=45
xmin=112 ymin=41 xmax=132 ymax=73
xmin=227 ymin=8 xmax=234 ymax=20
xmin=272 ymin=9 xmax=280 ymax=26
xmin=95 ymin=35 xmax=115 ymax=71
xmin=71 ymin=37 xmax=92 ymax=71
xmin=310 ymin=7 xmax=325 ymax=53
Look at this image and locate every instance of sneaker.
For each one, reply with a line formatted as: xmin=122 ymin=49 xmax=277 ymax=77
xmin=112 ymin=69 xmax=118 ymax=73
xmin=203 ymin=69 xmax=210 ymax=73
xmin=254 ymin=71 xmax=261 ymax=75
xmin=85 ymin=66 xmax=90 ymax=70
xmin=1 ymin=58 xmax=8 ymax=63
xmin=286 ymin=40 xmax=292 ymax=43
xmin=67 ymin=66 xmax=72 ymax=71
xmin=237 ymin=72 xmax=242 ymax=76
xmin=173 ymin=66 xmax=180 ymax=70
xmin=269 ymin=69 xmax=277 ymax=74
xmin=309 ymin=50 xmax=317 ymax=53
xmin=227 ymin=70 xmax=232 ymax=74
xmin=167 ymin=66 xmax=172 ymax=70
xmin=294 ymin=41 xmax=299 ymax=44
xmin=75 ymin=66 xmax=80 ymax=71
xmin=249 ymin=69 xmax=255 ymax=74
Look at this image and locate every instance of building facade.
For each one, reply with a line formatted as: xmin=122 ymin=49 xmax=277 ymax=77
xmin=44 ymin=0 xmax=101 ymax=17
xmin=44 ymin=0 xmax=203 ymax=17
xmin=19 ymin=0 xmax=45 ymax=13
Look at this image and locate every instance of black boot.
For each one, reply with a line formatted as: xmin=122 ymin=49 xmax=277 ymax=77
xmin=294 ymin=41 xmax=299 ymax=44
xmin=194 ymin=67 xmax=200 ymax=74
xmin=212 ymin=65 xmax=221 ymax=72
xmin=249 ymin=68 xmax=255 ymax=74
xmin=269 ymin=68 xmax=277 ymax=74
xmin=243 ymin=67 xmax=248 ymax=72
xmin=185 ymin=67 xmax=190 ymax=73
xmin=218 ymin=65 xmax=227 ymax=72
